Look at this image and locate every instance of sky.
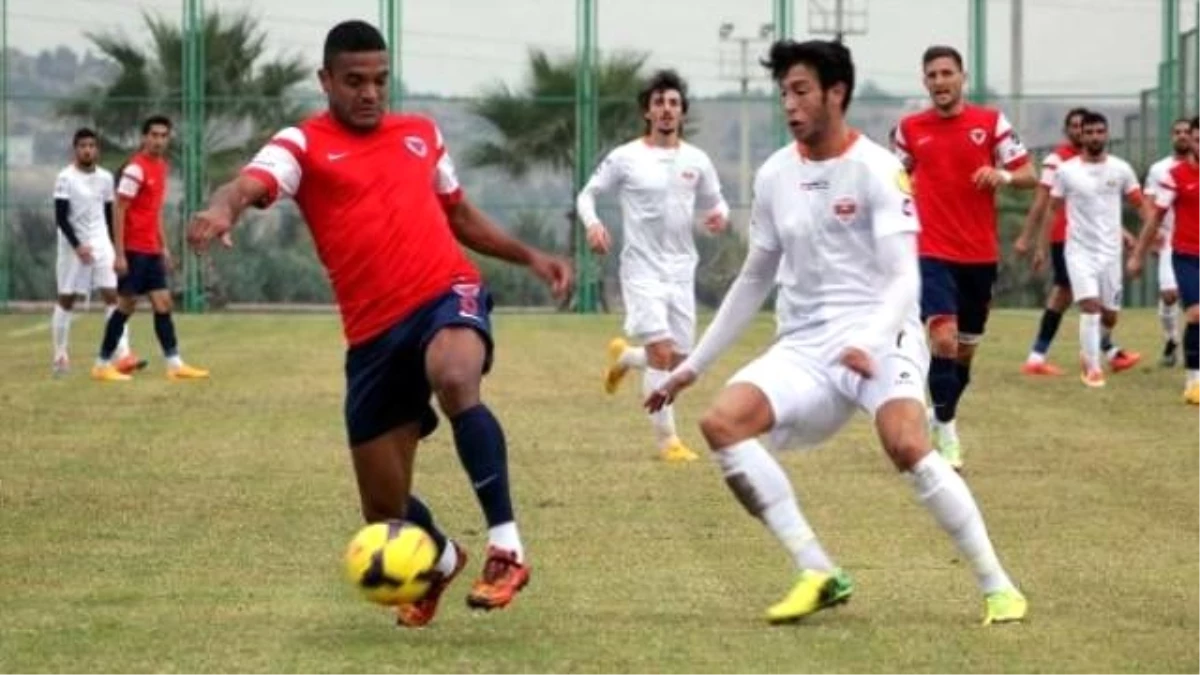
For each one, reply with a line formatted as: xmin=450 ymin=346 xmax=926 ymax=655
xmin=7 ymin=0 xmax=1199 ymax=98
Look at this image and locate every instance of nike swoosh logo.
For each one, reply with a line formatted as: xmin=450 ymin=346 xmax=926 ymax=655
xmin=328 ymin=152 xmax=350 ymax=161
xmin=472 ymin=474 xmax=498 ymax=490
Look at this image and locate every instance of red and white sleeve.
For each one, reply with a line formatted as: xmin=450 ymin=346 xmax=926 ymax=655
xmin=433 ymin=124 xmax=463 ymax=207
xmin=242 ymin=127 xmax=305 ymax=207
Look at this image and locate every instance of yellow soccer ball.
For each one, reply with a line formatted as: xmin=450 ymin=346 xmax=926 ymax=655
xmin=343 ymin=520 xmax=438 ymax=606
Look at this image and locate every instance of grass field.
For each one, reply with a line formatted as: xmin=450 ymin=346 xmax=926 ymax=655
xmin=0 ymin=308 xmax=1196 ymax=673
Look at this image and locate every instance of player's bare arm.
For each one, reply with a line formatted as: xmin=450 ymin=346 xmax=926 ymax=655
xmin=444 ymin=199 xmax=573 ymax=300
xmin=972 ymin=161 xmax=1036 ymax=190
xmin=1128 ymin=207 xmax=1163 ymax=278
xmin=113 ymin=197 xmax=129 ymax=275
xmin=1034 ymin=195 xmax=1065 ymax=273
xmin=187 ymin=174 xmax=265 ymax=253
xmin=1016 ymin=184 xmax=1050 ymax=256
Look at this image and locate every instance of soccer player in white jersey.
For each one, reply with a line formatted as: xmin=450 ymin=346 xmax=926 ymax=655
xmin=51 ymin=128 xmax=140 ymax=376
xmin=576 ymin=69 xmax=730 ymax=463
xmin=1048 ymin=111 xmax=1146 ymax=388
xmin=647 ymin=39 xmax=1025 ymax=626
xmin=1143 ymin=118 xmax=1193 ymax=366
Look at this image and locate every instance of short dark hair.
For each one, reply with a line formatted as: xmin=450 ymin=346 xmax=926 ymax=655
xmin=638 ymin=69 xmax=689 ymax=114
xmin=1190 ymin=115 xmax=1198 ymax=132
xmin=1081 ymin=111 xmax=1108 ymax=128
xmin=1063 ymin=107 xmax=1089 ymax=127
xmin=141 ymin=115 xmax=172 ymax=135
xmin=72 ymin=127 xmax=97 ymax=146
xmin=922 ymin=45 xmax=964 ymax=71
xmin=324 ymin=20 xmax=387 ymax=70
xmin=761 ymin=39 xmax=856 ymax=111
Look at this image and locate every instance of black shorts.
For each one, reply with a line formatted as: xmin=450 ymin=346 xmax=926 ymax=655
xmin=919 ymin=257 xmax=998 ymax=343
xmin=1050 ymin=242 xmax=1071 ymax=289
xmin=343 ymin=284 xmax=495 ymax=447
xmin=117 ymin=252 xmax=168 ymax=296
xmin=1174 ymin=253 xmax=1199 ymax=308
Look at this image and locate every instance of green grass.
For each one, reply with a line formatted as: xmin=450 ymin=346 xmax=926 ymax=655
xmin=0 ymin=309 xmax=1196 ymax=673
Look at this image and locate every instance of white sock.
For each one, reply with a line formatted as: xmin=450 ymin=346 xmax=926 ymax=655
xmin=1025 ymin=351 xmax=1045 ymax=365
xmin=166 ymin=355 xmax=184 ymax=370
xmin=487 ymin=521 xmax=524 ymax=563
xmin=1189 ymin=370 xmax=1199 ymax=385
xmin=1160 ymin=300 xmax=1179 ymax=343
xmin=51 ymin=306 xmax=72 ymax=359
xmin=433 ymin=540 xmax=459 ymax=576
xmin=619 ymin=345 xmax=647 ymax=369
xmin=1080 ymin=313 xmax=1102 ymax=372
xmin=934 ymin=418 xmax=959 ymax=444
xmin=906 ymin=452 xmax=1014 ymax=594
xmin=716 ymin=440 xmax=835 ymax=572
xmin=644 ymin=369 xmax=678 ymax=448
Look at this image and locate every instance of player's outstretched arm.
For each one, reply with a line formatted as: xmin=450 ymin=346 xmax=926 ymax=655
xmin=187 ymin=175 xmax=269 ymax=253
xmin=1016 ymin=184 xmax=1050 ymax=256
xmin=445 ymin=199 xmax=573 ymax=300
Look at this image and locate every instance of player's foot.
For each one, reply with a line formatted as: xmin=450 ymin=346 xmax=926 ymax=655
xmin=395 ymin=541 xmax=467 ymax=628
xmin=660 ymin=437 xmax=699 ymax=463
xmin=932 ymin=426 xmax=963 ymax=471
xmin=115 ymin=353 xmax=149 ymax=375
xmin=52 ymin=355 xmax=70 ymax=377
xmin=982 ymin=587 xmax=1027 ymax=626
xmin=1160 ymin=340 xmax=1179 ymax=368
xmin=1184 ymin=382 xmax=1200 ymax=406
xmin=166 ymin=363 xmax=210 ymax=380
xmin=91 ymin=364 xmax=132 ymax=382
xmin=1108 ymin=349 xmax=1141 ymax=373
xmin=765 ymin=568 xmax=854 ymax=624
xmin=466 ymin=546 xmax=530 ymax=611
xmin=1020 ymin=360 xmax=1064 ymax=376
xmin=604 ymin=337 xmax=631 ymax=394
xmin=1080 ymin=368 xmax=1106 ymax=388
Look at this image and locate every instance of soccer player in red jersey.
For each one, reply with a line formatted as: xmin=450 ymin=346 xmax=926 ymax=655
xmin=91 ymin=116 xmax=208 ymax=382
xmin=893 ymin=46 xmax=1037 ymax=470
xmin=1130 ymin=116 xmax=1200 ymax=404
xmin=187 ymin=21 xmax=572 ymax=626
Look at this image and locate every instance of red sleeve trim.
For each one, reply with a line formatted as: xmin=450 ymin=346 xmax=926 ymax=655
xmin=438 ymin=187 xmax=464 ymax=208
xmin=241 ymin=167 xmax=280 ymax=206
xmin=269 ymin=137 xmax=304 ymax=162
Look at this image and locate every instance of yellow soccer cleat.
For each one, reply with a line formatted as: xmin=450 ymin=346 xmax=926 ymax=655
xmin=1184 ymin=382 xmax=1199 ymax=406
xmin=603 ymin=337 xmax=631 ymax=395
xmin=660 ymin=438 xmax=699 ymax=463
xmin=167 ymin=363 xmax=210 ymax=381
xmin=765 ymin=568 xmax=854 ymax=625
xmin=982 ymin=588 xmax=1028 ymax=626
xmin=91 ymin=364 xmax=132 ymax=382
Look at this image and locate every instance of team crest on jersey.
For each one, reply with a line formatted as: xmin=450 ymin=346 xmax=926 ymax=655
xmin=404 ymin=136 xmax=428 ymax=158
xmin=680 ymin=169 xmax=697 ymax=182
xmin=969 ymin=128 xmax=987 ymax=145
xmin=895 ymin=169 xmax=913 ymax=195
xmin=832 ymin=196 xmax=858 ymax=224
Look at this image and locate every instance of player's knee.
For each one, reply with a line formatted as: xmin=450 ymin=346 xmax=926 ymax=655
xmin=56 ymin=295 xmax=75 ymax=310
xmin=1049 ymin=287 xmax=1072 ymax=311
xmin=150 ymin=294 xmax=173 ymax=313
xmin=876 ymin=400 xmax=929 ymax=471
xmin=1078 ymin=298 xmax=1102 ymax=314
xmin=430 ymin=366 xmax=482 ymax=416
xmin=1162 ymin=290 xmax=1179 ymax=306
xmin=644 ymin=340 xmax=675 ymax=370
xmin=927 ymin=320 xmax=958 ymax=357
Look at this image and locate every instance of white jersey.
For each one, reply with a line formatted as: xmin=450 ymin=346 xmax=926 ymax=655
xmin=752 ymin=133 xmax=920 ymax=348
xmin=576 ymin=139 xmax=728 ymax=282
xmin=1051 ymin=155 xmax=1140 ymax=261
xmin=1145 ymin=155 xmax=1181 ymax=240
xmin=53 ymin=164 xmax=114 ymax=247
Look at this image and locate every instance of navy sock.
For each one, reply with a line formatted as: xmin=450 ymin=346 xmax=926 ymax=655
xmin=451 ymin=404 xmax=514 ymax=527
xmin=1100 ymin=330 xmax=1116 ymax=353
xmin=952 ymin=361 xmax=972 ymax=414
xmin=1031 ymin=309 xmax=1063 ymax=355
xmin=404 ymin=495 xmax=447 ymax=554
xmin=99 ymin=309 xmax=130 ymax=360
xmin=153 ymin=311 xmax=179 ymax=358
xmin=1186 ymin=323 xmax=1199 ymax=370
xmin=928 ymin=357 xmax=960 ymax=423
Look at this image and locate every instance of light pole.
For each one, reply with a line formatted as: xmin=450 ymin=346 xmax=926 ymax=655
xmin=719 ymin=21 xmax=775 ymax=212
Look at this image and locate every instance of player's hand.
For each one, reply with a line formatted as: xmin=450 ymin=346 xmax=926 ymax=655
xmin=530 ymin=252 xmax=573 ymax=301
xmin=644 ymin=367 xmax=697 ymax=412
xmin=1032 ymin=246 xmax=1048 ymax=274
xmin=113 ymin=254 xmax=128 ymax=277
xmin=1013 ymin=233 xmax=1031 ymax=257
xmin=162 ymin=249 xmax=175 ymax=272
xmin=187 ymin=207 xmax=234 ymax=254
xmin=1126 ymin=250 xmax=1145 ymax=279
xmin=971 ymin=166 xmax=1011 ymax=190
xmin=75 ymin=244 xmax=95 ymax=265
xmin=1122 ymin=230 xmax=1137 ymax=249
xmin=838 ymin=346 xmax=875 ymax=379
xmin=586 ymin=223 xmax=611 ymax=255
xmin=703 ymin=211 xmax=729 ymax=234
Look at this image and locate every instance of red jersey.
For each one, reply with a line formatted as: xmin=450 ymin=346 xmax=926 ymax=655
xmin=1156 ymin=159 xmax=1200 ymax=256
xmin=1039 ymin=142 xmax=1078 ymax=243
xmin=243 ymin=112 xmax=479 ymax=346
xmin=115 ymin=152 xmax=168 ymax=254
xmin=894 ymin=104 xmax=1031 ymax=263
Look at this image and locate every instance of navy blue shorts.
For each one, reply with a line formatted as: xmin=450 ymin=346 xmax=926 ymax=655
xmin=1050 ymin=242 xmax=1070 ymax=289
xmin=919 ymin=257 xmax=998 ymax=342
xmin=344 ymin=284 xmax=495 ymax=447
xmin=1173 ymin=253 xmax=1199 ymax=308
xmin=117 ymin=252 xmax=168 ymax=296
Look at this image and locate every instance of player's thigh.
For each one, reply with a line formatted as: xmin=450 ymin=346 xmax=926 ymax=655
xmin=621 ymin=277 xmax=672 ymax=344
xmin=727 ymin=344 xmax=856 ymax=452
xmin=344 ymin=321 xmax=437 ymax=449
xmin=421 ymin=283 xmax=495 ymax=414
xmin=1051 ymin=243 xmax=1072 ymax=290
xmin=1098 ymin=257 xmax=1124 ymax=312
xmin=666 ymin=280 xmax=697 ymax=354
xmin=1158 ymin=247 xmax=1178 ymax=293
xmin=350 ymin=422 xmax=424 ymax=522
xmin=1173 ymin=253 xmax=1200 ymax=310
xmin=953 ymin=263 xmax=998 ymax=345
xmin=1065 ymin=253 xmax=1101 ymax=303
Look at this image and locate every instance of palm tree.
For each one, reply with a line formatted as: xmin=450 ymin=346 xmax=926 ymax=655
xmin=467 ymin=49 xmax=649 ymax=309
xmin=58 ymin=9 xmax=310 ymax=184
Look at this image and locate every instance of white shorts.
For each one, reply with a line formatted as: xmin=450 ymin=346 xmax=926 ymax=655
xmin=56 ymin=241 xmax=116 ymax=296
xmin=1066 ymin=252 xmax=1122 ymax=311
xmin=1158 ymin=243 xmax=1177 ymax=293
xmin=621 ymin=277 xmax=695 ymax=353
xmin=728 ymin=330 xmax=930 ymax=452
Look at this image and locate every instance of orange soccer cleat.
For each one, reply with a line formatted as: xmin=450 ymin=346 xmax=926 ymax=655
xmin=395 ymin=541 xmax=468 ymax=628
xmin=466 ymin=546 xmax=531 ymax=611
